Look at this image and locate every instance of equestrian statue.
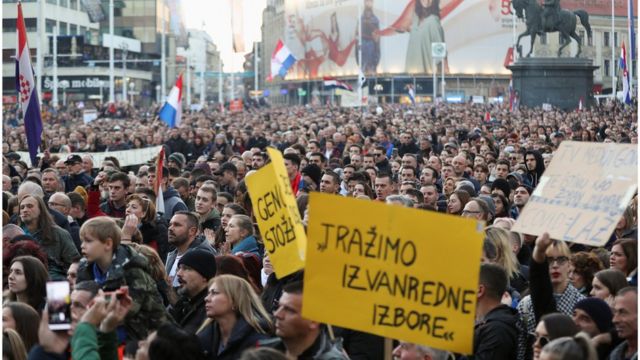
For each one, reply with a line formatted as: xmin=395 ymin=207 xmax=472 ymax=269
xmin=512 ymin=0 xmax=592 ymax=58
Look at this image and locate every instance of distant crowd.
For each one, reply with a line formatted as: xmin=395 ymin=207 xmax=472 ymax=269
xmin=2 ymin=99 xmax=638 ymax=360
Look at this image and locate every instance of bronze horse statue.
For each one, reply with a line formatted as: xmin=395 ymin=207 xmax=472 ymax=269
xmin=512 ymin=0 xmax=592 ymax=57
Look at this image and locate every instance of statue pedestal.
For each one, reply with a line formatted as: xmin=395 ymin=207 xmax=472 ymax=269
xmin=507 ymin=58 xmax=598 ymax=110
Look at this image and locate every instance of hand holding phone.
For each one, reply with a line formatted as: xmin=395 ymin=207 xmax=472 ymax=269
xmin=46 ymin=281 xmax=72 ymax=331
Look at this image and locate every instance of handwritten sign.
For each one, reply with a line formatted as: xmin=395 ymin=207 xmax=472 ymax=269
xmin=245 ymin=148 xmax=306 ymax=277
xmin=513 ymin=141 xmax=637 ymax=246
xmin=303 ymin=193 xmax=484 ymax=354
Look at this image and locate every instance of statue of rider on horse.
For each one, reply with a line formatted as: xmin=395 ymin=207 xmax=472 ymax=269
xmin=512 ymin=0 xmax=592 ymax=58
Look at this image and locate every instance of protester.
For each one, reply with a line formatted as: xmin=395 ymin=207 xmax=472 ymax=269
xmin=76 ymin=216 xmax=167 ymax=344
xmin=198 ymin=275 xmax=273 ymax=359
xmin=538 ymin=332 xmax=598 ymax=360
xmin=168 ymin=249 xmax=217 ymax=334
xmin=608 ymin=287 xmax=638 ymax=360
xmin=2 ymin=302 xmax=40 ymax=352
xmin=7 ymin=256 xmax=48 ymax=314
xmin=225 ymin=215 xmax=262 ymax=260
xmin=590 ymin=269 xmax=628 ymax=304
xmin=123 ymin=193 xmax=169 ymax=261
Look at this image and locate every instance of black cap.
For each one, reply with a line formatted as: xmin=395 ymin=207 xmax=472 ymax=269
xmin=178 ymin=249 xmax=217 ymax=280
xmin=64 ymin=154 xmax=82 ymax=164
xmin=5 ymin=152 xmax=21 ymax=161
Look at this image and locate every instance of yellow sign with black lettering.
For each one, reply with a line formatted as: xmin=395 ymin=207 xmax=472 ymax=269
xmin=303 ymin=193 xmax=484 ymax=354
xmin=245 ymin=148 xmax=306 ymax=277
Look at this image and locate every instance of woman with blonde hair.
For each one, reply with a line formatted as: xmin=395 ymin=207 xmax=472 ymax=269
xmin=539 ymin=332 xmax=597 ymax=360
xmin=198 ymin=275 xmax=273 ymax=359
xmin=484 ymin=226 xmax=528 ymax=293
xmin=3 ymin=328 xmax=27 ymax=360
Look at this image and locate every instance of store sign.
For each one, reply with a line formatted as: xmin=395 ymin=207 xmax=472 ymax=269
xmin=43 ymin=77 xmax=105 ymax=90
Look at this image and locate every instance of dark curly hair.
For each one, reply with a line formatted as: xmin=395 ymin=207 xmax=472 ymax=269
xmin=570 ymin=251 xmax=604 ymax=294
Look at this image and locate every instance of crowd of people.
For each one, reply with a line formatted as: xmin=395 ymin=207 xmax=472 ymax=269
xmin=1 ymin=98 xmax=638 ymax=360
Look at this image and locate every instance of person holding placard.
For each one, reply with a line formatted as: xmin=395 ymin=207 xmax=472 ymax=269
xmin=516 ymin=233 xmax=585 ymax=360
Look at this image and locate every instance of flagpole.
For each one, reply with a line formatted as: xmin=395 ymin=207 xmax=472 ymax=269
xmin=612 ymin=0 xmax=615 ymax=99
xmin=37 ymin=0 xmax=44 ymax=107
xmin=109 ymin=0 xmax=115 ymax=103
xmin=628 ymin=0 xmax=635 ymax=95
xmin=358 ymin=0 xmax=363 ymax=114
xmin=161 ymin=4 xmax=167 ymax=101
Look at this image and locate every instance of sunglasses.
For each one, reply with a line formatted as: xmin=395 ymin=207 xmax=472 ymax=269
xmin=530 ymin=332 xmax=550 ymax=348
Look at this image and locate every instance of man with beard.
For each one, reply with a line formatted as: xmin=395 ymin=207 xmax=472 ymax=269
xmin=168 ymin=249 xmax=217 ymax=334
xmin=165 ymin=212 xmax=215 ymax=290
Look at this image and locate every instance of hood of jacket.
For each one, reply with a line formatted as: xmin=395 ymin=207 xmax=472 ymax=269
xmin=163 ymin=186 xmax=180 ymax=200
xmin=78 ymin=244 xmax=150 ymax=290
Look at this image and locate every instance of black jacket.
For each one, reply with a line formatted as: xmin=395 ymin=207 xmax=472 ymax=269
xmin=63 ymin=172 xmax=93 ymax=193
xmin=198 ymin=317 xmax=271 ymax=360
xmin=332 ymin=327 xmax=384 ymax=360
xmin=168 ymin=288 xmax=208 ymax=335
xmin=471 ymin=305 xmax=519 ymax=360
xmin=140 ymin=219 xmax=170 ymax=263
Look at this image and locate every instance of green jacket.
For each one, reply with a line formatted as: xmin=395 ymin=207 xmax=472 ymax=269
xmin=27 ymin=225 xmax=79 ymax=280
xmin=76 ymin=244 xmax=169 ymax=342
xmin=71 ymin=322 xmax=118 ymax=360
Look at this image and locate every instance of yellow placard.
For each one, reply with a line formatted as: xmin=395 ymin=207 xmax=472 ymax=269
xmin=303 ymin=193 xmax=484 ymax=355
xmin=245 ymin=148 xmax=306 ymax=278
xmin=512 ymin=141 xmax=638 ymax=246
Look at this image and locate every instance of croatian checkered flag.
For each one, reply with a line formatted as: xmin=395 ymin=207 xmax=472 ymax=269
xmin=16 ymin=2 xmax=43 ymax=165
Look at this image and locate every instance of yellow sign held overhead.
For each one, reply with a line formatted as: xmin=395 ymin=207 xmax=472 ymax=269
xmin=245 ymin=148 xmax=306 ymax=278
xmin=303 ymin=193 xmax=484 ymax=354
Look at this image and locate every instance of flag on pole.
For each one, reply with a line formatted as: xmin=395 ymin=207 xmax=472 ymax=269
xmin=323 ymin=77 xmax=353 ymax=91
xmin=358 ymin=68 xmax=367 ymax=88
xmin=154 ymin=147 xmax=165 ymax=216
xmin=268 ymin=40 xmax=296 ymax=80
xmin=159 ymin=74 xmax=183 ymax=128
xmin=407 ymin=84 xmax=416 ymax=105
xmin=620 ymin=41 xmax=631 ymax=104
xmin=16 ymin=2 xmax=43 ymax=166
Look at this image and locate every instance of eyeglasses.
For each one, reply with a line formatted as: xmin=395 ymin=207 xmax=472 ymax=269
xmin=461 ymin=210 xmax=482 ymax=215
xmin=530 ymin=332 xmax=550 ymax=347
xmin=547 ymin=256 xmax=569 ymax=266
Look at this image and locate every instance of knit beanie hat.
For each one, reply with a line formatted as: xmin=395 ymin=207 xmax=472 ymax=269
xmin=574 ymin=298 xmax=613 ymax=333
xmin=301 ymin=164 xmax=322 ymax=187
xmin=178 ymin=249 xmax=217 ymax=280
xmin=491 ymin=178 xmax=511 ymax=198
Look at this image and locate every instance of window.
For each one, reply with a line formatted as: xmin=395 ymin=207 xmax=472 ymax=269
xmin=46 ymin=19 xmax=56 ymax=33
xmin=70 ymin=0 xmax=78 ymax=9
xmin=69 ymin=24 xmax=77 ymax=35
xmin=604 ymin=59 xmax=611 ymax=76
xmin=540 ymin=33 xmax=547 ymax=45
xmin=614 ymin=32 xmax=618 ymax=47
xmin=59 ymin=21 xmax=68 ymax=35
xmin=604 ymin=31 xmax=610 ymax=47
xmin=46 ymin=0 xmax=56 ymax=4
xmin=3 ymin=49 xmax=15 ymax=63
xmin=60 ymin=0 xmax=68 ymax=7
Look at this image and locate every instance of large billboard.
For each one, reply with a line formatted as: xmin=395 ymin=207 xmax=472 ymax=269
xmin=283 ymin=0 xmax=636 ymax=78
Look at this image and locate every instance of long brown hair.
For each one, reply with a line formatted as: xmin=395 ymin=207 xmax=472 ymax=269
xmin=3 ymin=302 xmax=39 ymax=351
xmin=17 ymin=195 xmax=56 ymax=246
xmin=8 ymin=256 xmax=48 ymax=314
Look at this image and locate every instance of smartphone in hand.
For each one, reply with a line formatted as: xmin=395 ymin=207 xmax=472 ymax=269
xmin=46 ymin=281 xmax=72 ymax=331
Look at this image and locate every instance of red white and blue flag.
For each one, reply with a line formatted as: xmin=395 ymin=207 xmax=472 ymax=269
xmin=268 ymin=39 xmax=296 ymax=80
xmin=323 ymin=77 xmax=353 ymax=91
xmin=159 ymin=74 xmax=183 ymax=128
xmin=620 ymin=41 xmax=631 ymax=104
xmin=16 ymin=2 xmax=42 ymax=165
